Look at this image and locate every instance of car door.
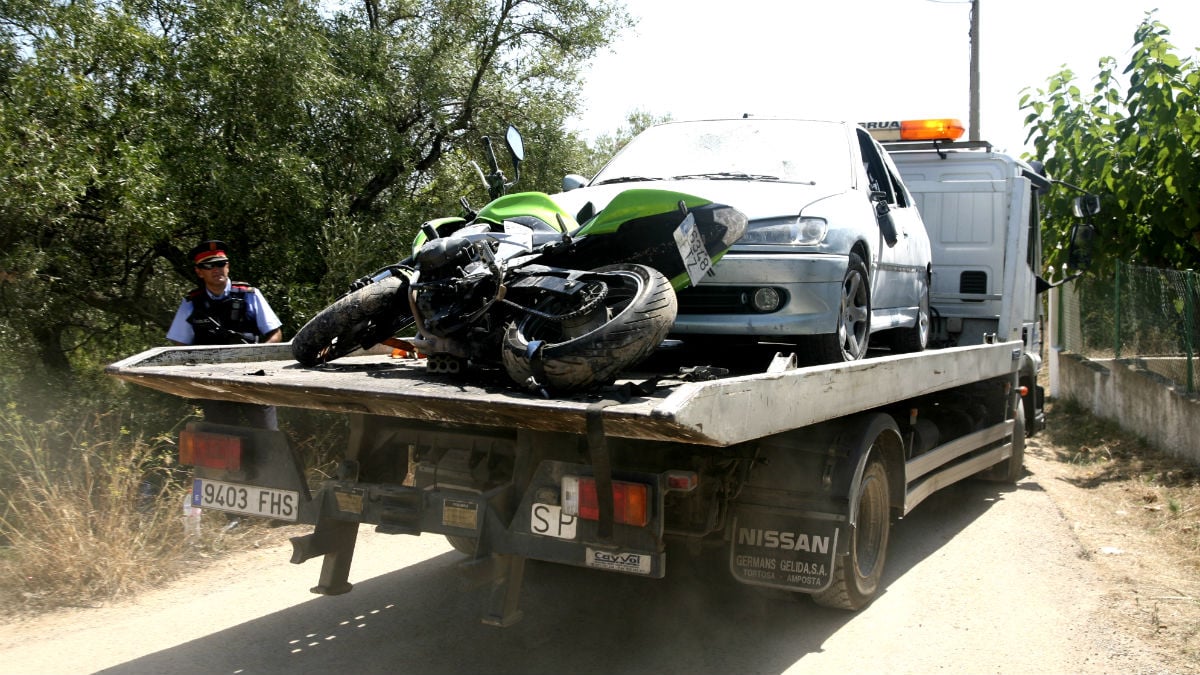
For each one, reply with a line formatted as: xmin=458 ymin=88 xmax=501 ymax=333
xmin=858 ymin=131 xmax=919 ymax=311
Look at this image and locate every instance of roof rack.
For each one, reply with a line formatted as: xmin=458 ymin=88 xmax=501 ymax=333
xmin=882 ymin=139 xmax=993 ymax=155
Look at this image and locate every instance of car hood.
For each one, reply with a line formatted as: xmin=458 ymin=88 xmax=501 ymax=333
xmin=551 ymin=179 xmax=846 ymax=224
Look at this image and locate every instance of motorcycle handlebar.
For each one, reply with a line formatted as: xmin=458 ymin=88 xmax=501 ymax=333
xmin=482 ymin=135 xmax=499 ymax=174
xmin=482 ymin=134 xmax=507 ymax=200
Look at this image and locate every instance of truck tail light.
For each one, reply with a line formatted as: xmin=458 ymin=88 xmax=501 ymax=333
xmin=179 ymin=429 xmax=243 ymax=471
xmin=561 ymin=475 xmax=649 ymax=527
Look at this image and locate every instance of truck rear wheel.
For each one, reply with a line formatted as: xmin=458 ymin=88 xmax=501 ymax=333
xmin=502 ymin=264 xmax=676 ymax=393
xmin=292 ymin=275 xmax=412 ymax=366
xmin=445 ymin=535 xmax=479 ymax=556
xmin=976 ymin=397 xmax=1026 ymax=483
xmin=813 ymin=456 xmax=890 ymax=610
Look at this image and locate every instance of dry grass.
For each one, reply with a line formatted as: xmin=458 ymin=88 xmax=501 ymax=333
xmin=0 ymin=401 xmax=346 ymax=617
xmin=0 ymin=405 xmax=192 ymax=614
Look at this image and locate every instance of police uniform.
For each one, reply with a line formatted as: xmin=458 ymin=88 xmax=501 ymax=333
xmin=168 ymin=240 xmax=282 ymax=430
xmin=166 ymin=279 xmax=282 ymax=345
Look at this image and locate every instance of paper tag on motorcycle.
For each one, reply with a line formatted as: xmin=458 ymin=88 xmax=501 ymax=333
xmin=672 ymin=213 xmax=712 ymax=288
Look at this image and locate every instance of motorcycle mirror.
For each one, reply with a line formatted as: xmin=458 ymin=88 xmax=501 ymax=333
xmin=505 ymin=126 xmax=525 ymax=163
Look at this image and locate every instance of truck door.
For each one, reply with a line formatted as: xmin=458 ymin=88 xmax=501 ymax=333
xmin=998 ymin=176 xmax=1034 ymax=343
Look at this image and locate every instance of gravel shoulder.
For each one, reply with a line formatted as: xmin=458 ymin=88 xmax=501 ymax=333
xmin=1023 ymin=431 xmax=1200 ymax=674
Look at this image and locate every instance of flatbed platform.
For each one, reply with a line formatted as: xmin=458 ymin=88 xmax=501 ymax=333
xmin=107 ymin=341 xmax=1023 ymax=447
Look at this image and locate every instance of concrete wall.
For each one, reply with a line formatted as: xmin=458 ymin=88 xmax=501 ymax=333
xmin=1053 ymin=350 xmax=1200 ymax=466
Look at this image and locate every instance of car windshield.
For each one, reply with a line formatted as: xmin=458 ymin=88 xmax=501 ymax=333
xmin=591 ymin=119 xmax=852 ymax=187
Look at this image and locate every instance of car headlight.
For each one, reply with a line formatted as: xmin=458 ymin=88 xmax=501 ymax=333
xmin=739 ymin=217 xmax=827 ymax=245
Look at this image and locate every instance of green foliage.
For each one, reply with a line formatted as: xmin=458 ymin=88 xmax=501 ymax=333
xmin=1021 ymin=13 xmax=1200 ymax=275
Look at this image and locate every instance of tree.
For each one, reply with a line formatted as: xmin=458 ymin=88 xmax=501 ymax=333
xmin=0 ymin=0 xmax=628 ymax=395
xmin=1021 ymin=13 xmax=1200 ymax=276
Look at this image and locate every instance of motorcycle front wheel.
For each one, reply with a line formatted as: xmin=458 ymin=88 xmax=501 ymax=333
xmin=292 ymin=275 xmax=412 ymax=366
xmin=501 ymin=263 xmax=677 ymax=393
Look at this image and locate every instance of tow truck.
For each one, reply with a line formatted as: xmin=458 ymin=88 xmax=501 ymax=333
xmin=108 ymin=119 xmax=1093 ymax=625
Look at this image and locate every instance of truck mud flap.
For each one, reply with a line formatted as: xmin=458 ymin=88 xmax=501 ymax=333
xmin=728 ymin=505 xmax=842 ymax=593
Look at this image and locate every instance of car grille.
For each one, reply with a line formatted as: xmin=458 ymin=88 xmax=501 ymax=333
xmin=675 ymin=286 xmax=787 ymax=314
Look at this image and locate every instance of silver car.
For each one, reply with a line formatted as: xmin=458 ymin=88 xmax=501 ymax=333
xmin=556 ymin=118 xmax=932 ymax=362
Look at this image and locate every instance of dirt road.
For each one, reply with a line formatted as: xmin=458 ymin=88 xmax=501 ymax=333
xmin=0 ymin=450 xmax=1176 ymax=675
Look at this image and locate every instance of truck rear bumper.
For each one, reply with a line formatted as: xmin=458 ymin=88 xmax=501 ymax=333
xmin=291 ymin=458 xmax=672 ymax=580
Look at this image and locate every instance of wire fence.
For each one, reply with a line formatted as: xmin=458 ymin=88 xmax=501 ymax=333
xmin=1058 ymin=262 xmax=1198 ymax=393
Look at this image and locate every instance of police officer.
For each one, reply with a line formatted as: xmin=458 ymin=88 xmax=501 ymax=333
xmin=168 ymin=240 xmax=282 ymax=347
xmin=167 ymin=240 xmax=283 ymax=429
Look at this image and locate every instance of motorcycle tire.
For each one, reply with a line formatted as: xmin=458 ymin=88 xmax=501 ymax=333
xmin=292 ymin=275 xmax=411 ymax=366
xmin=501 ymin=263 xmax=677 ymax=393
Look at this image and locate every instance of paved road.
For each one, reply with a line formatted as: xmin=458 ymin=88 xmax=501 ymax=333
xmin=0 ymin=456 xmax=1162 ymax=674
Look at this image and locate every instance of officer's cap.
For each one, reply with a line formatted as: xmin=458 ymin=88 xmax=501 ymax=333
xmin=190 ymin=240 xmax=230 ymax=265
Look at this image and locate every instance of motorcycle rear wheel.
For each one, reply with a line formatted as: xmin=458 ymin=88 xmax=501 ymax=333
xmin=292 ymin=275 xmax=411 ymax=366
xmin=501 ymin=264 xmax=677 ymax=393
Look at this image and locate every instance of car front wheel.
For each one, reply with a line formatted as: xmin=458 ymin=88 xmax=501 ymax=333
xmin=810 ymin=252 xmax=871 ymax=363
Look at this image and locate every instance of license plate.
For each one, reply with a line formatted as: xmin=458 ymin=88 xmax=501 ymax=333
xmin=192 ymin=478 xmax=299 ymax=521
xmin=672 ymin=212 xmax=712 ymax=287
xmin=530 ymin=503 xmax=576 ymax=539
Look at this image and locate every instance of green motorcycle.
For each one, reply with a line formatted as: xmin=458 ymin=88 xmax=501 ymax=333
xmin=292 ymin=127 xmax=746 ymax=394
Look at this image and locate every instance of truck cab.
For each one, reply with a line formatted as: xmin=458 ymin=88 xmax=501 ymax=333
xmin=873 ymin=121 xmax=1052 ymax=432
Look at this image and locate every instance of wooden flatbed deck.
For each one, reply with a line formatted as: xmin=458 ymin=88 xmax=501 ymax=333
xmin=107 ymin=341 xmax=1022 ymax=447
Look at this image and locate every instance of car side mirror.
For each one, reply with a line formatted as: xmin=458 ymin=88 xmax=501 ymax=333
xmin=870 ymin=191 xmax=890 ymax=215
xmin=563 ymin=174 xmax=588 ymax=191
xmin=872 ymin=191 xmax=898 ymax=247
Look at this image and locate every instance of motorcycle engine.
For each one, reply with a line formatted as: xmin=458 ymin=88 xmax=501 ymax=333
xmin=413 ymin=235 xmax=496 ymax=339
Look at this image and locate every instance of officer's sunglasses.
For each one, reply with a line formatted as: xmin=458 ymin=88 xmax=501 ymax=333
xmin=196 ymin=261 xmax=228 ymax=270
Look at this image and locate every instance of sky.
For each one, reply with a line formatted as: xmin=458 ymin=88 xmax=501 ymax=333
xmin=570 ymin=0 xmax=1200 ymax=157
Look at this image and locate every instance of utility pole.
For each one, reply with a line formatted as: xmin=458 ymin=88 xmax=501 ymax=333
xmin=930 ymin=0 xmax=982 ymax=141
xmin=969 ymin=0 xmax=980 ymax=141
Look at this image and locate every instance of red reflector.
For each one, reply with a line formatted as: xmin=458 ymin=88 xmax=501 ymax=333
xmin=665 ymin=470 xmax=698 ymax=492
xmin=563 ymin=476 xmax=649 ymax=527
xmin=178 ymin=429 xmax=243 ymax=471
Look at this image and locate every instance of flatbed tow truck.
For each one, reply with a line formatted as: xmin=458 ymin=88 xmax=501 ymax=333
xmin=109 ymin=121 xmax=1090 ymax=625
